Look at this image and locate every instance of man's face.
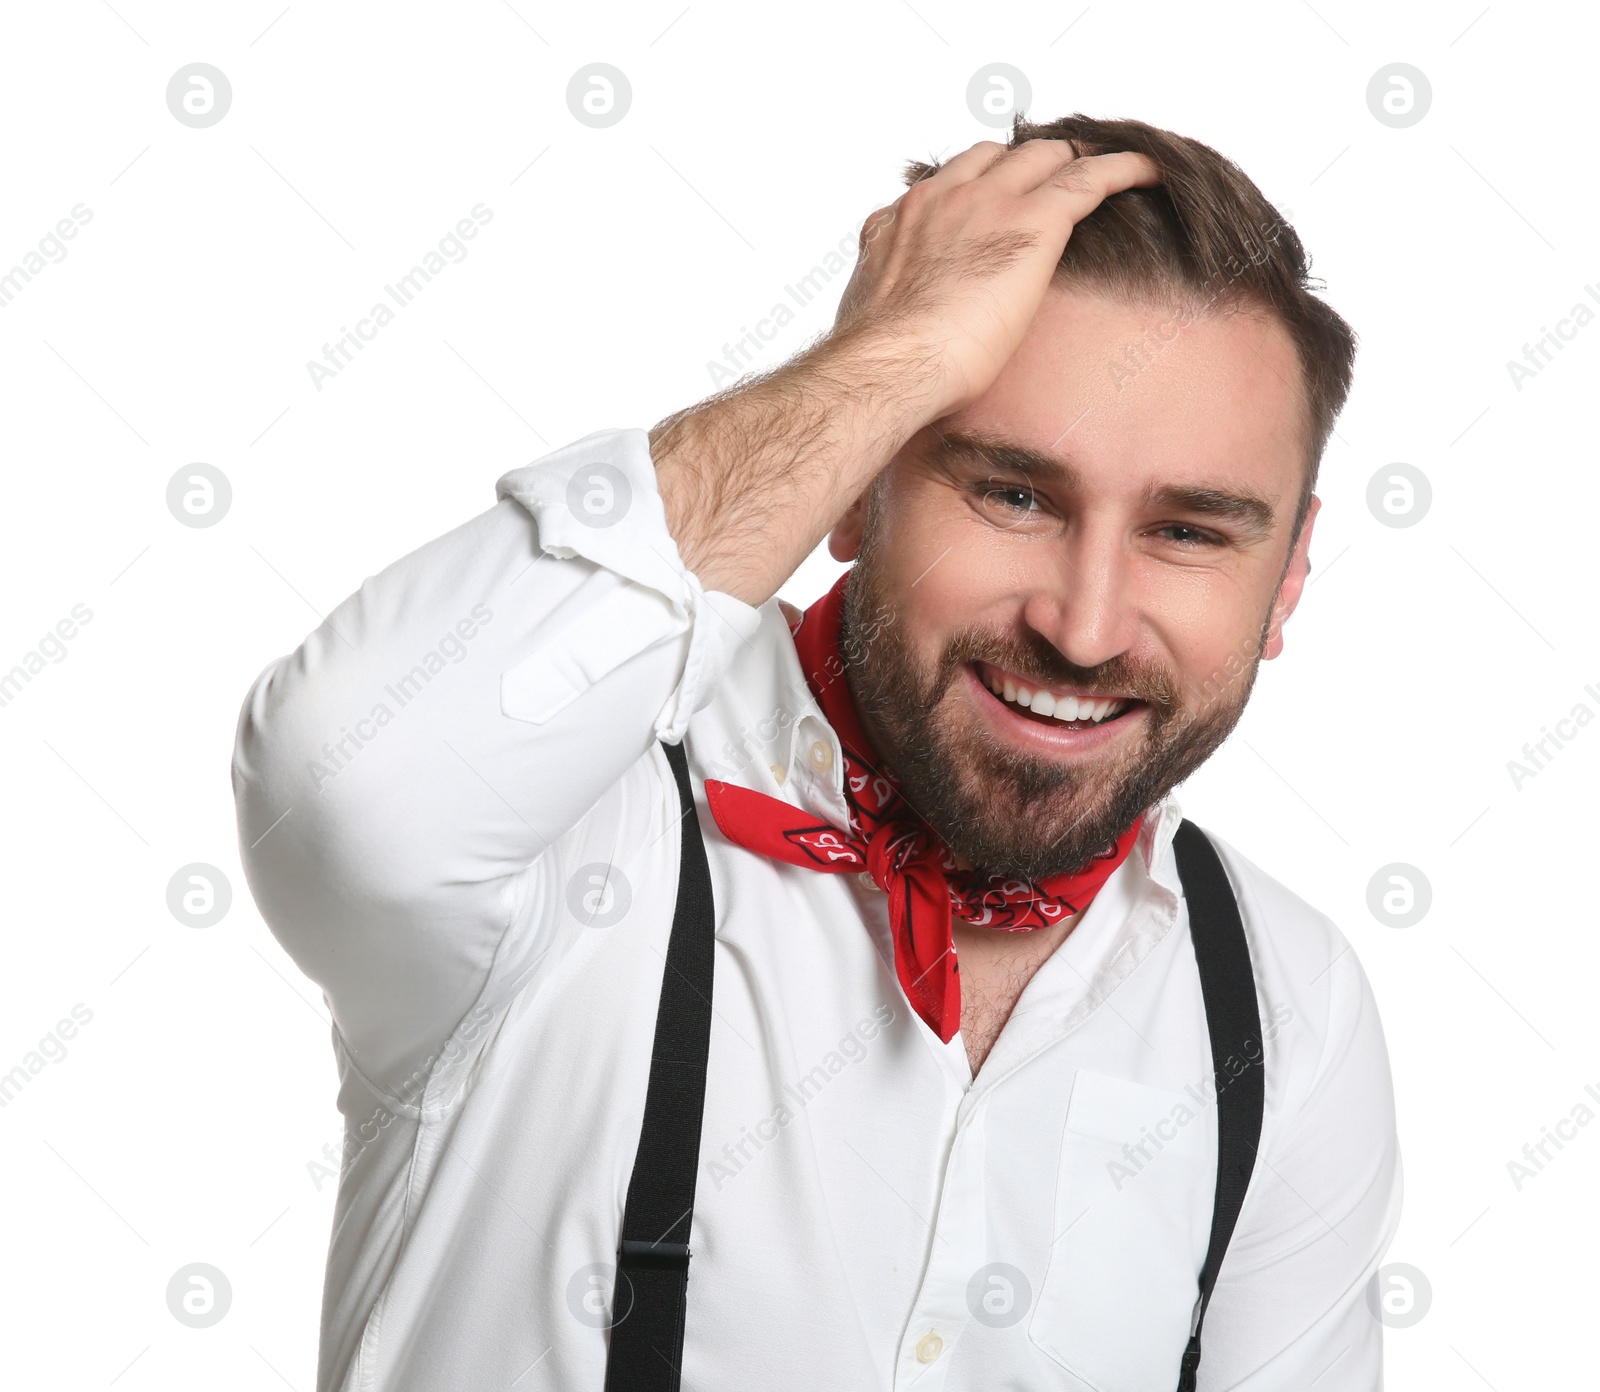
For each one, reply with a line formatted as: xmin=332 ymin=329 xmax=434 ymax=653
xmin=830 ymin=283 xmax=1320 ymax=880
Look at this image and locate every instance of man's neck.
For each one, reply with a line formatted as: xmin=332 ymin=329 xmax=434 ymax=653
xmin=953 ymin=911 xmax=1081 ymax=1076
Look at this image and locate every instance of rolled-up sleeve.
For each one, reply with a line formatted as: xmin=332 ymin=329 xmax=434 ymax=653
xmin=231 ymin=427 xmax=761 ymax=1099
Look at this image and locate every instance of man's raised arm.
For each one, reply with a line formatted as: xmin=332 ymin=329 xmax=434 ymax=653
xmin=229 ymin=138 xmax=1156 ymax=1098
xmin=651 ymin=139 xmax=1159 ymax=604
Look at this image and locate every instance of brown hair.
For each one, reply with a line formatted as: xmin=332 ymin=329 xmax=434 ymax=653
xmin=905 ymin=114 xmax=1355 ymax=537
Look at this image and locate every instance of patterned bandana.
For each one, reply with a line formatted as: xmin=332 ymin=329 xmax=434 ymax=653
xmin=703 ymin=570 xmax=1143 ymax=1044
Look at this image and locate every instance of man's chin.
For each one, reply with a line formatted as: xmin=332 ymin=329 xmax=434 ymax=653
xmin=903 ymin=734 xmax=1146 ymax=880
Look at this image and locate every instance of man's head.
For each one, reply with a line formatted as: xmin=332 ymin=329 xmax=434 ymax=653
xmin=828 ymin=115 xmax=1356 ymax=881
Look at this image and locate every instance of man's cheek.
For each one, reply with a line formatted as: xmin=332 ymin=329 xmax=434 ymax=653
xmin=1179 ymin=625 xmax=1262 ymax=716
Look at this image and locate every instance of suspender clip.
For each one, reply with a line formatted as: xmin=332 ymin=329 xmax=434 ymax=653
xmin=619 ymin=1239 xmax=692 ymax=1272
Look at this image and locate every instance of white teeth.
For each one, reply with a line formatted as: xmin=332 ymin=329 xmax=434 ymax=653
xmin=982 ymin=665 xmax=1129 ymax=726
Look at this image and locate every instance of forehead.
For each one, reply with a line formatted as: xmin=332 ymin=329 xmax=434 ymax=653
xmin=941 ymin=284 xmax=1309 ymax=511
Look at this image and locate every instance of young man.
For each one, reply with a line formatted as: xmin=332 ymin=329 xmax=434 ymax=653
xmin=233 ymin=115 xmax=1400 ymax=1392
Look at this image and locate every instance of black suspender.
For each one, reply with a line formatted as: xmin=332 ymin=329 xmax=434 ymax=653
xmin=602 ymin=742 xmax=1264 ymax=1392
xmin=1172 ymin=819 xmax=1266 ymax=1392
xmin=601 ymin=739 xmax=716 ymax=1392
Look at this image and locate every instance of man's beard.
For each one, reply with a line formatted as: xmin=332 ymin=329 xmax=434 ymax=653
xmin=838 ymin=557 xmax=1267 ymax=882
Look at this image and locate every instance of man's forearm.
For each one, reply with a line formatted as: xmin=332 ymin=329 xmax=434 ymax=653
xmin=649 ymin=329 xmax=938 ymax=607
xmin=647 ymin=139 xmax=1160 ymax=607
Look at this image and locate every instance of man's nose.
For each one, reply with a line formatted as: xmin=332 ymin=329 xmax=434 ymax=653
xmin=1021 ymin=533 xmax=1140 ymax=671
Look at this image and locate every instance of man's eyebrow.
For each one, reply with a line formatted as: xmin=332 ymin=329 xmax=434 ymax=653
xmin=923 ymin=431 xmax=1083 ymax=489
xmin=927 ymin=430 xmax=1280 ymax=539
xmin=1141 ymin=483 xmax=1277 ymax=538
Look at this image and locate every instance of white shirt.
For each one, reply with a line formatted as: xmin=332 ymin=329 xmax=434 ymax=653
xmin=232 ymin=427 xmax=1402 ymax=1392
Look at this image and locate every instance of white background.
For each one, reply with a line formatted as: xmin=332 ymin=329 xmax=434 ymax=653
xmin=1 ymin=1 xmax=1594 ymax=1386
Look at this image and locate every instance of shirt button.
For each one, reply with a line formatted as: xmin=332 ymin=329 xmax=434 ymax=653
xmin=857 ymin=872 xmax=881 ymax=892
xmin=770 ymin=763 xmax=786 ymax=786
xmin=807 ymin=740 xmax=834 ymax=773
xmin=915 ymin=1332 xmax=944 ymax=1363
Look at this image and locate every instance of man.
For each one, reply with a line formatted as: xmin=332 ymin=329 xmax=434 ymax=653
xmin=233 ymin=114 xmax=1400 ymax=1391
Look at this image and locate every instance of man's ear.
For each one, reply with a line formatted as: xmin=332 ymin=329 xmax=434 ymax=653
xmin=828 ymin=489 xmax=870 ymax=562
xmin=1262 ymin=495 xmax=1320 ymax=661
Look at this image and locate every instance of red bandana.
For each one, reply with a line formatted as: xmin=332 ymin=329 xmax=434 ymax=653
xmin=703 ymin=571 xmax=1143 ymax=1043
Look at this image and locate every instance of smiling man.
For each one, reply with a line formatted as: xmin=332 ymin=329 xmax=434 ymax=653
xmin=233 ymin=115 xmax=1400 ymax=1392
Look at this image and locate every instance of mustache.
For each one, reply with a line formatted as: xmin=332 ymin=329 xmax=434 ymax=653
xmin=936 ymin=627 xmax=1184 ymax=713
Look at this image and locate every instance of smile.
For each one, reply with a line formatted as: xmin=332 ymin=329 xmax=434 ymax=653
xmin=973 ymin=661 xmax=1141 ymax=729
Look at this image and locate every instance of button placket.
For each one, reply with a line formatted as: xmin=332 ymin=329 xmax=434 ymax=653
xmin=894 ymin=1102 xmax=989 ymax=1386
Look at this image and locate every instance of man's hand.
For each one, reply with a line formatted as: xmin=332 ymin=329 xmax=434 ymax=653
xmin=650 ymin=139 xmax=1160 ymax=607
xmin=834 ymin=140 xmax=1159 ymax=421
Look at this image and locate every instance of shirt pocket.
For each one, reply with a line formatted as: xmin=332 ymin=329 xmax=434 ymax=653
xmin=1027 ymin=1069 xmax=1215 ymax=1392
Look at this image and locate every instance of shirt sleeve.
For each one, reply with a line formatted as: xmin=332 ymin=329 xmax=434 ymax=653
xmin=230 ymin=427 xmax=762 ymax=1100
xmin=1198 ymin=913 xmax=1405 ymax=1390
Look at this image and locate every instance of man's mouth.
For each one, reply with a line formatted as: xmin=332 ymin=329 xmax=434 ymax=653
xmin=972 ymin=660 xmax=1144 ymax=729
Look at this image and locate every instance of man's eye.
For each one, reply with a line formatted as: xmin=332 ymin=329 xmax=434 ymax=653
xmin=980 ymin=486 xmax=1039 ymax=514
xmin=1157 ymin=523 xmax=1219 ymax=546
